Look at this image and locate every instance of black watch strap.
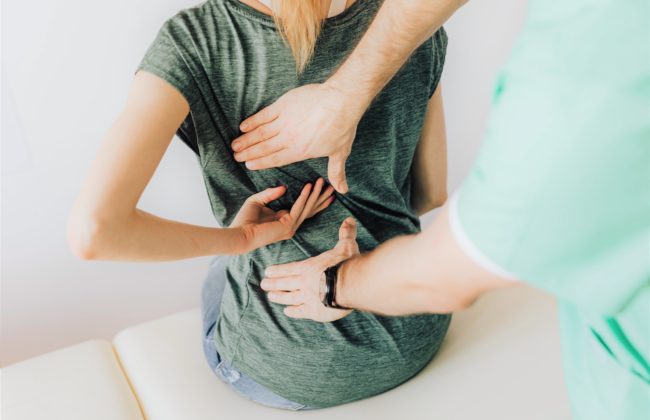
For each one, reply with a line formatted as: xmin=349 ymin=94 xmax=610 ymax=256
xmin=322 ymin=262 xmax=350 ymax=309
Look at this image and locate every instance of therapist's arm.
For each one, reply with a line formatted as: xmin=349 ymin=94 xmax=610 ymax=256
xmin=262 ymin=204 xmax=517 ymax=318
xmin=232 ymin=0 xmax=467 ymax=193
xmin=336 ymin=205 xmax=514 ymax=315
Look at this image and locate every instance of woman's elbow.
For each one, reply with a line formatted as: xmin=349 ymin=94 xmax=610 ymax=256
xmin=66 ymin=211 xmax=104 ymax=260
xmin=415 ymin=190 xmax=449 ymax=216
xmin=430 ymin=190 xmax=448 ymax=210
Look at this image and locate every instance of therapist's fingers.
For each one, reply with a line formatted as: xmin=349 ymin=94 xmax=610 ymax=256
xmin=283 ymin=305 xmax=307 ymax=319
xmin=245 ymin=149 xmax=297 ymax=170
xmin=239 ymin=104 xmax=280 ymax=133
xmin=260 ymin=276 xmax=303 ymax=291
xmin=264 ymin=261 xmax=307 ymax=278
xmin=327 ymin=150 xmax=350 ymax=194
xmin=337 ymin=217 xmax=357 ymax=242
xmin=335 ymin=218 xmax=359 ymax=255
xmin=234 ymin=137 xmax=285 ymax=162
xmin=232 ymin=120 xmax=282 ymax=153
xmin=267 ymin=291 xmax=305 ymax=305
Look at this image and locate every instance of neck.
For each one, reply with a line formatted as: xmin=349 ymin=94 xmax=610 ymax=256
xmin=240 ymin=0 xmax=356 ymax=18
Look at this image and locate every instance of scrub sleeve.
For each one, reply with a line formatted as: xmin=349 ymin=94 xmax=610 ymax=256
xmin=449 ymin=0 xmax=650 ymax=418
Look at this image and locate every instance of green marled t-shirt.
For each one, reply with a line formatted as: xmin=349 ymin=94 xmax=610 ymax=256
xmin=136 ymin=0 xmax=450 ymax=408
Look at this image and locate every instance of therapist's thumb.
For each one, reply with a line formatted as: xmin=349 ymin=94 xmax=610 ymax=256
xmin=328 ymin=151 xmax=349 ymax=194
xmin=336 ymin=217 xmax=359 ymax=257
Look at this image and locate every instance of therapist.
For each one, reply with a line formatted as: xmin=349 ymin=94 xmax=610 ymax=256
xmin=231 ymin=0 xmax=650 ymax=419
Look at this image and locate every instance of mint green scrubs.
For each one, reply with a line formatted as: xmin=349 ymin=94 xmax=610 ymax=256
xmin=454 ymin=0 xmax=650 ymax=418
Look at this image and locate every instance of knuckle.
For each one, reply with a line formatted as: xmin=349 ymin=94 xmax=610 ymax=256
xmin=256 ymin=126 xmax=267 ymax=140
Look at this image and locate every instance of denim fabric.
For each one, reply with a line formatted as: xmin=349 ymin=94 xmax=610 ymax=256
xmin=200 ymin=255 xmax=313 ymax=411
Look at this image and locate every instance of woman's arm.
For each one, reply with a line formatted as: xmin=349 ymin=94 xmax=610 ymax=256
xmin=66 ymin=71 xmax=332 ymax=261
xmin=410 ymin=85 xmax=448 ymax=216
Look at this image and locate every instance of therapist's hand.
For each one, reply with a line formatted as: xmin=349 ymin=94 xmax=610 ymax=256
xmin=261 ymin=217 xmax=360 ymax=322
xmin=231 ymin=83 xmax=366 ymax=194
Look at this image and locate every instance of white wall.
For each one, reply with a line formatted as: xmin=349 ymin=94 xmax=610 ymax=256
xmin=1 ymin=0 xmax=527 ymax=366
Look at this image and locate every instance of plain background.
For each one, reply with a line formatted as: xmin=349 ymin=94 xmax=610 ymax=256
xmin=1 ymin=0 xmax=528 ymax=366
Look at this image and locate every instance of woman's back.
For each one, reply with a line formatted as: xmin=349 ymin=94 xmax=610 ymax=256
xmin=137 ymin=0 xmax=450 ymax=408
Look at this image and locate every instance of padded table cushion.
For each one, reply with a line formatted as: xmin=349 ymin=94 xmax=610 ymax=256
xmin=113 ymin=287 xmax=571 ymax=419
xmin=2 ymin=339 xmax=143 ymax=420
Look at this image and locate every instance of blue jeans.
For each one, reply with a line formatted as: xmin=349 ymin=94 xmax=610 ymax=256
xmin=200 ymin=255 xmax=313 ymax=411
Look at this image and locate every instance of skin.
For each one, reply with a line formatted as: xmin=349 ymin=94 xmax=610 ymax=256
xmin=260 ymin=82 xmax=515 ymax=320
xmin=65 ymin=0 xmax=442 ymax=264
xmin=232 ymin=0 xmax=467 ymax=193
xmin=239 ymin=0 xmax=522 ymax=321
xmin=261 ymin=84 xmax=450 ymax=320
xmin=247 ymin=0 xmax=357 ymax=16
xmin=66 ymin=70 xmax=334 ymax=261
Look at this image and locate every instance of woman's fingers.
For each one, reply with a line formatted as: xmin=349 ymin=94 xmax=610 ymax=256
xmin=267 ymin=291 xmax=305 ymax=305
xmin=309 ymin=185 xmax=335 ymax=217
xmin=311 ymin=195 xmax=335 ymax=216
xmin=316 ymin=185 xmax=335 ymax=207
xmin=288 ymin=183 xmax=312 ymax=222
xmin=249 ymin=185 xmax=287 ymax=206
xmin=296 ymin=178 xmax=324 ymax=225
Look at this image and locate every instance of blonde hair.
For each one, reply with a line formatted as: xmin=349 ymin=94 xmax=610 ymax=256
xmin=270 ymin=0 xmax=326 ymax=73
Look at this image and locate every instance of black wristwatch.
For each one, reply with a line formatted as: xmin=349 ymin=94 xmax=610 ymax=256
xmin=320 ymin=262 xmax=350 ymax=309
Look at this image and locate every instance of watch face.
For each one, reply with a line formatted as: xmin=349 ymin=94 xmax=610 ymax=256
xmin=318 ymin=271 xmax=327 ymax=304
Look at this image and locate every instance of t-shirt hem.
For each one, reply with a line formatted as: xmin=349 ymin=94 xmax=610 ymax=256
xmin=449 ymin=190 xmax=520 ymax=281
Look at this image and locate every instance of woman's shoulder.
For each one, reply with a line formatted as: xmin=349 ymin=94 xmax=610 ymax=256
xmin=159 ymin=0 xmax=216 ymax=37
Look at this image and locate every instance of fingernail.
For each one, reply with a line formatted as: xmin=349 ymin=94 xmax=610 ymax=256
xmin=240 ymin=122 xmax=249 ymax=131
xmin=231 ymin=141 xmax=240 ymax=151
xmin=260 ymin=280 xmax=268 ymax=289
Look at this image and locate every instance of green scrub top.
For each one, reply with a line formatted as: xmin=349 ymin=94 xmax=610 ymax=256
xmin=452 ymin=0 xmax=650 ymax=418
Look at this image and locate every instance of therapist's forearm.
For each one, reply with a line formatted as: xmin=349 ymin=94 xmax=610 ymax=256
xmin=336 ymin=204 xmax=513 ymax=315
xmin=327 ymin=0 xmax=467 ymax=111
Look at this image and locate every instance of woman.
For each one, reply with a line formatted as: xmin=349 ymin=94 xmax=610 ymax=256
xmin=67 ymin=0 xmax=450 ymax=411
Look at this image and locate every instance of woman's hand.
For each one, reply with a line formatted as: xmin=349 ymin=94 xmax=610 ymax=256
xmin=260 ymin=217 xmax=360 ymax=322
xmin=230 ymin=83 xmax=366 ymax=194
xmin=231 ymin=177 xmax=334 ymax=253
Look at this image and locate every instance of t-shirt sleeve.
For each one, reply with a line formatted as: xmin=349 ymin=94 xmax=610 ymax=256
xmin=429 ymin=26 xmax=448 ymax=98
xmin=135 ymin=19 xmax=201 ymax=108
xmin=451 ymin=67 xmax=650 ymax=317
